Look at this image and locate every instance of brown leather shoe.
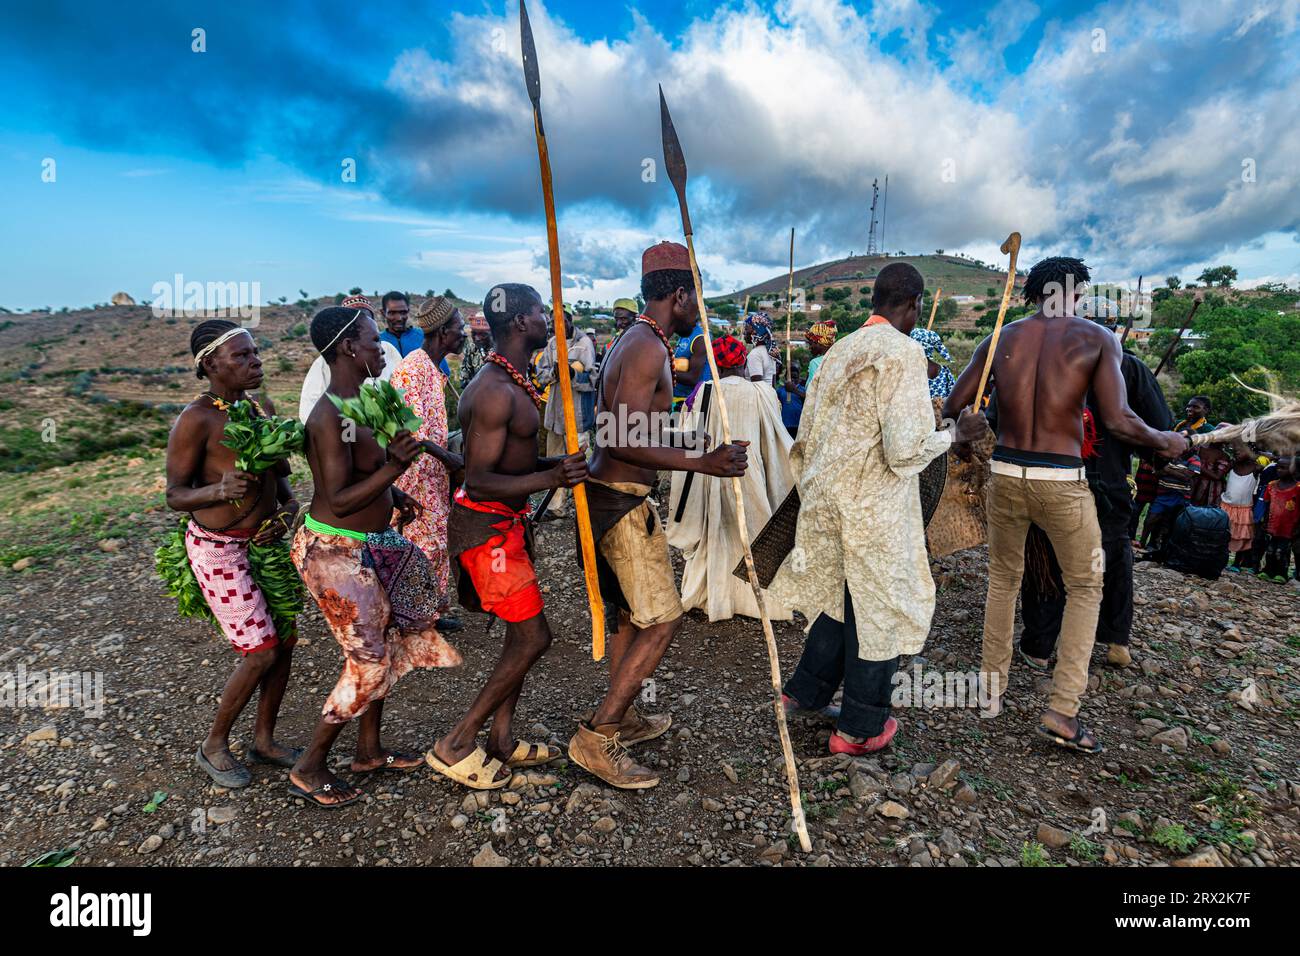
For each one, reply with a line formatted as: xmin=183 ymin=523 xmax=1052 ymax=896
xmin=618 ymin=704 xmax=672 ymax=745
xmin=567 ymin=724 xmax=660 ymax=790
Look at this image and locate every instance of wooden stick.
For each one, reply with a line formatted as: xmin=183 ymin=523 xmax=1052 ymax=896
xmin=973 ymin=233 xmax=1022 ymax=406
xmin=1153 ymin=298 xmax=1201 ymax=378
xmin=925 ymin=287 xmax=942 ymax=331
xmin=520 ymin=0 xmax=606 ymax=659
xmin=660 ymin=86 xmax=811 ymax=853
xmin=1119 ymin=275 xmax=1140 ymax=346
xmin=786 ymin=228 xmax=795 ymax=371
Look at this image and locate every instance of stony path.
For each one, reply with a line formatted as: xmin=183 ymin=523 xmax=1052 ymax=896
xmin=2 ymin=509 xmax=1297 ymax=868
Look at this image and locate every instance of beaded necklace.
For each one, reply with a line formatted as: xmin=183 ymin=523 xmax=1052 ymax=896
xmin=635 ymin=314 xmax=677 ymax=387
xmin=202 ymin=392 xmax=265 ymax=417
xmin=487 ymin=351 xmax=545 ymax=409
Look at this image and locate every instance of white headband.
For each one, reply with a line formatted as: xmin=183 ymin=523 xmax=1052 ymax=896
xmin=193 ymin=327 xmax=253 ymax=367
xmin=321 ymin=310 xmax=363 ymax=356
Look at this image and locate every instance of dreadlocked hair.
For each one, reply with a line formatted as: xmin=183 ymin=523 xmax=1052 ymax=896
xmin=1023 ymin=256 xmax=1091 ymax=304
xmin=190 ymin=319 xmax=240 ymax=379
xmin=310 ymin=306 xmax=363 ymax=363
xmin=641 ymin=269 xmax=694 ymax=303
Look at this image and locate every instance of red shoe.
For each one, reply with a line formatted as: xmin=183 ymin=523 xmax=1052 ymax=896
xmin=828 ymin=718 xmax=898 ymax=755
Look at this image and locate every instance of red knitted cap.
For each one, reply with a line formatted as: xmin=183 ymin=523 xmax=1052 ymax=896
xmin=642 ymin=241 xmax=690 ymax=276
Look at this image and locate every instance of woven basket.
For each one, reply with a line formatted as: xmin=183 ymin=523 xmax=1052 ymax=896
xmin=734 ymin=486 xmax=801 ymax=589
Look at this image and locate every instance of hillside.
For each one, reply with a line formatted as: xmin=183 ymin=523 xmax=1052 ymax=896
xmin=730 ymin=253 xmax=1019 ymax=301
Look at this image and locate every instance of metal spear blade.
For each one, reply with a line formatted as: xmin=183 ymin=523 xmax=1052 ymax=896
xmin=519 ymin=0 xmax=542 ymax=108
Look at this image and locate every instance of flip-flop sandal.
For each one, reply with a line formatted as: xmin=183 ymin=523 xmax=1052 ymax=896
xmin=196 ymin=745 xmax=252 ymax=788
xmin=247 ymin=744 xmax=304 ymax=768
xmin=351 ymin=751 xmax=423 ymax=774
xmin=505 ymin=740 xmax=562 ymax=768
xmin=425 ymin=745 xmax=511 ymax=790
xmin=287 ymin=780 xmax=363 ymax=809
xmin=1036 ymin=721 xmax=1104 ymax=755
xmin=1018 ymin=646 xmax=1051 ymax=671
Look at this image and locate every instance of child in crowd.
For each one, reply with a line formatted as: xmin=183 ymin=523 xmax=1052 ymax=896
xmin=1259 ymin=457 xmax=1299 ymax=583
xmin=1223 ymin=441 xmax=1261 ymax=572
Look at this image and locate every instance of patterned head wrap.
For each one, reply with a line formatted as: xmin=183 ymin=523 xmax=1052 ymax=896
xmin=713 ymin=334 xmax=748 ymax=369
xmin=414 ymin=295 xmax=457 ymax=333
xmin=806 ymin=322 xmax=837 ymax=348
xmin=910 ymin=327 xmax=956 ymax=399
xmin=468 ymin=312 xmax=489 ymax=332
xmin=340 ymin=294 xmax=374 ymax=315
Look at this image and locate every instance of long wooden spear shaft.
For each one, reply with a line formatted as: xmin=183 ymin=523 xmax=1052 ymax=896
xmin=973 ymin=233 xmax=1022 ymax=405
xmin=1153 ymin=297 xmax=1201 ymax=378
xmin=520 ymin=0 xmax=606 ymax=659
xmin=786 ymin=227 xmax=795 ymax=370
xmin=925 ymin=286 xmax=942 ymax=331
xmin=660 ymin=86 xmax=810 ymax=853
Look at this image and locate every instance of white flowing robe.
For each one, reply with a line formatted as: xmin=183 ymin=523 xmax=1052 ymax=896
xmin=667 ymin=376 xmax=795 ymax=622
xmin=767 ymin=322 xmax=951 ymax=660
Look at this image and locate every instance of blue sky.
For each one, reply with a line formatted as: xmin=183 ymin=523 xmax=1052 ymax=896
xmin=2 ymin=0 xmax=1297 ymax=310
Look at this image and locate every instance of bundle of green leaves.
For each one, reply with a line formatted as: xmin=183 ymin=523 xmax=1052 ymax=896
xmin=155 ymin=519 xmax=303 ymax=640
xmin=220 ymin=400 xmax=305 ymax=472
xmin=328 ymin=380 xmax=421 ymax=448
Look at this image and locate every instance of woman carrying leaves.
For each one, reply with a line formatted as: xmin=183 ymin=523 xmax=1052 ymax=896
xmin=289 ymin=306 xmax=462 ymax=808
xmin=161 ymin=320 xmax=304 ymax=789
xmin=388 ymin=296 xmax=467 ymax=632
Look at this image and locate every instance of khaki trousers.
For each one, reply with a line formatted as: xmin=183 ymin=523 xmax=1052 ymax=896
xmin=982 ymin=473 xmax=1102 ymax=718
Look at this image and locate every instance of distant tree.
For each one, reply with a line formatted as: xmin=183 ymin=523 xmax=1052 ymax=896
xmin=425 ymin=289 xmax=435 ymax=297
xmin=349 ymin=287 xmax=363 ymax=296
xmin=859 ymin=286 xmax=871 ymax=294
xmin=1165 ymin=275 xmax=1181 ymax=290
xmin=857 ymin=298 xmax=871 ymax=310
xmin=935 ymin=249 xmax=945 ymax=255
xmin=299 ymin=289 xmax=309 ymax=299
xmin=1197 ymin=265 xmax=1237 ymax=288
xmin=937 ymin=298 xmax=958 ymax=324
xmin=986 ymin=287 xmax=997 ymax=297
xmin=333 ymin=293 xmax=344 ymax=304
xmin=443 ymin=288 xmax=457 ymax=300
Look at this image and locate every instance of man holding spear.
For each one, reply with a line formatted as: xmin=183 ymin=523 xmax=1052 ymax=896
xmin=572 ymin=242 xmax=749 ymax=788
xmin=944 ymin=256 xmax=1188 ymax=754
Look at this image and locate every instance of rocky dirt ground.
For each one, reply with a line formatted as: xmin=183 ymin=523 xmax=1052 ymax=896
xmin=1 ymin=497 xmax=1298 ymax=869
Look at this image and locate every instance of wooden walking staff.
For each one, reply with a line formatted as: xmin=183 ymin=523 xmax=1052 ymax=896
xmin=925 ymin=287 xmax=942 ymax=331
xmin=973 ymin=233 xmax=1022 ymax=405
xmin=786 ymin=227 xmax=795 ymax=370
xmin=519 ymin=0 xmax=606 ymax=659
xmin=659 ymin=86 xmax=811 ymax=853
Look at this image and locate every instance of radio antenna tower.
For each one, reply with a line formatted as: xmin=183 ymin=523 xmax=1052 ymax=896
xmin=866 ymin=179 xmax=880 ymax=256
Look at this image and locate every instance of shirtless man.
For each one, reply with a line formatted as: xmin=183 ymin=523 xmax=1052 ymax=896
xmin=426 ymin=283 xmax=587 ymax=790
xmin=166 ymin=320 xmax=302 ymax=787
xmin=944 ymin=257 xmax=1187 ymax=754
xmin=570 ymin=241 xmax=748 ymax=788
xmin=289 ymin=306 xmax=461 ymax=808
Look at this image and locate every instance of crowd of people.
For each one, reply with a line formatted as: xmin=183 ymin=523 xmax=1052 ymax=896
xmin=162 ymin=247 xmax=1295 ymax=809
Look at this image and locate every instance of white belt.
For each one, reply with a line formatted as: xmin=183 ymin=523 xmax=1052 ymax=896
xmin=991 ymin=460 xmax=1085 ymax=482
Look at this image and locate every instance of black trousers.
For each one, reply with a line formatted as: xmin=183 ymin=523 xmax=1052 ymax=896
xmin=1021 ymin=525 xmax=1134 ymax=656
xmin=783 ymin=586 xmax=898 ymax=739
xmin=1262 ymin=533 xmax=1298 ymax=579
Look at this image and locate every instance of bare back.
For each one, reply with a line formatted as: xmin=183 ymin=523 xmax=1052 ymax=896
xmin=986 ymin=313 xmax=1110 ymax=456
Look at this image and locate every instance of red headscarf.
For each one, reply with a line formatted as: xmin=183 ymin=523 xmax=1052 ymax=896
xmin=713 ymin=334 xmax=748 ymax=369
